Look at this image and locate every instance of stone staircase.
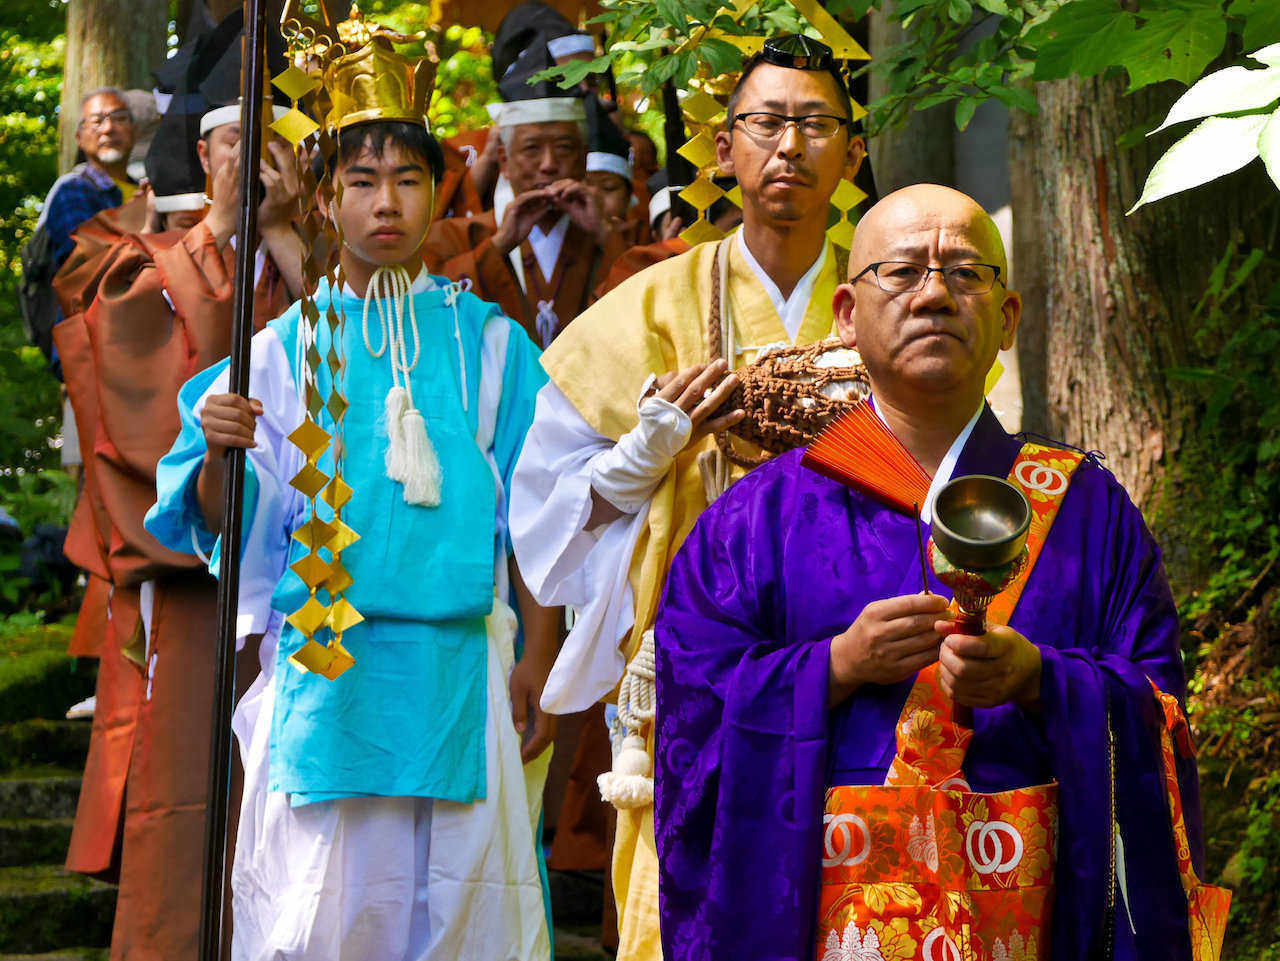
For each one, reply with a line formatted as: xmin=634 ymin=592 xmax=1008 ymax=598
xmin=0 ymin=719 xmax=113 ymax=960
xmin=0 ymin=716 xmax=609 ymax=959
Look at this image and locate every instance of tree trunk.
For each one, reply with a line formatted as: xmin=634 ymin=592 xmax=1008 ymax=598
xmin=58 ymin=0 xmax=168 ymax=172
xmin=1008 ymin=74 xmax=1276 ymax=514
xmin=867 ymin=8 xmax=956 ymax=194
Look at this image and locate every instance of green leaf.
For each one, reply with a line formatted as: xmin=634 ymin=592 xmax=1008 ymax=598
xmin=1258 ymin=107 xmax=1280 ymax=189
xmin=1123 ymin=7 xmax=1229 ymax=92
xmin=976 ymin=0 xmax=1010 ymax=14
xmin=947 ymin=0 xmax=974 ymax=22
xmin=1117 ymin=122 xmax=1153 ymax=149
xmin=1151 ymin=63 xmax=1280 ymax=133
xmin=1128 ymin=113 xmax=1268 ymax=213
xmin=655 ymin=0 xmax=687 ymax=31
xmin=1228 ymin=0 xmax=1280 ymax=54
xmin=1025 ymin=0 xmax=1138 ymax=81
xmin=955 ymin=96 xmax=979 ymax=130
xmin=990 ymin=83 xmax=1039 ymax=115
xmin=699 ymin=37 xmax=742 ymax=78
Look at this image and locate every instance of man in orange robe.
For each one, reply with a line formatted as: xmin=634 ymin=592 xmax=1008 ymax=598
xmin=51 ymin=14 xmax=299 ymax=958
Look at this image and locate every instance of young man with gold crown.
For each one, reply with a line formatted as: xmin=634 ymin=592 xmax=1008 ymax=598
xmin=510 ymin=34 xmax=868 ymax=961
xmin=145 ymin=11 xmax=559 ymax=960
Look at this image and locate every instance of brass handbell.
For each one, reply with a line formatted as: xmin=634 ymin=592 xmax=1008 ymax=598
xmin=928 ymin=474 xmax=1032 ymax=635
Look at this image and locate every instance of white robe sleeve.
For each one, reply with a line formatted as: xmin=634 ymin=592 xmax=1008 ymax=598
xmin=509 ymin=380 xmax=647 ymax=714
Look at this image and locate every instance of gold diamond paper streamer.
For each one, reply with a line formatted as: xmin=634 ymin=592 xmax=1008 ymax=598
xmin=290 ymin=463 xmax=329 ymax=498
xmin=287 ymin=596 xmax=330 ymax=637
xmin=676 ymin=131 xmax=718 ymax=170
xmin=831 ymin=178 xmax=867 ymax=212
xmin=680 ymin=218 xmax=726 ymax=246
xmin=321 ymin=476 xmax=353 ymax=510
xmin=680 ymin=176 xmax=725 ymax=212
xmin=271 ymin=109 xmax=321 ymax=148
xmin=288 ymin=420 xmax=331 ymax=460
xmin=326 ymin=519 xmax=360 ymax=554
xmin=325 ymin=597 xmax=365 ymax=634
xmin=274 ymin=63 xmax=321 ymax=102
xmin=683 ymin=89 xmax=724 ymax=125
xmin=291 ymin=552 xmax=333 ymax=589
xmin=726 ymin=184 xmax=743 ymax=208
xmin=292 ymin=516 xmax=337 ymax=551
xmin=289 ymin=638 xmax=334 ymax=674
xmin=827 ymin=218 xmax=855 ymax=249
xmin=323 ymin=559 xmax=354 ymax=594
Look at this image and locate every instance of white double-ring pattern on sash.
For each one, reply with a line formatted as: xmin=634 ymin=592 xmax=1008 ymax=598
xmin=822 ymin=813 xmax=871 ymax=868
xmin=922 ymin=927 xmax=962 ymax=961
xmin=1013 ymin=460 xmax=1069 ymax=496
xmin=964 ymin=819 xmax=1024 ymax=875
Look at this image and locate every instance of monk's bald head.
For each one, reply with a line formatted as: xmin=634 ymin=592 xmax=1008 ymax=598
xmin=851 ymin=184 xmax=1007 ymax=278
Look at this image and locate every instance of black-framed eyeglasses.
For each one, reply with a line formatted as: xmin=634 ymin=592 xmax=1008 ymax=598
xmin=853 ymin=261 xmax=1004 ymax=295
xmin=731 ymin=111 xmax=850 ymax=142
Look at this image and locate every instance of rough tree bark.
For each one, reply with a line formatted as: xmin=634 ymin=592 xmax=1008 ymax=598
xmin=867 ymin=8 xmax=957 ymax=193
xmin=57 ymin=0 xmax=169 ymax=173
xmin=1008 ymin=74 xmax=1276 ymax=514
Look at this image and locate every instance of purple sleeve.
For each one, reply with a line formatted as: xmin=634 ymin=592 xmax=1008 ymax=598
xmin=1036 ymin=468 xmax=1199 ymax=961
xmin=654 ymin=472 xmax=832 ymax=961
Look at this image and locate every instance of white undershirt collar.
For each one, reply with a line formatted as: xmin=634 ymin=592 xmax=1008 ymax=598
xmin=341 ymin=266 xmax=434 ymax=300
xmin=735 ymin=231 xmax=827 ymax=343
xmin=868 ymin=394 xmax=984 ymax=523
xmin=528 ymin=215 xmax=570 ymax=284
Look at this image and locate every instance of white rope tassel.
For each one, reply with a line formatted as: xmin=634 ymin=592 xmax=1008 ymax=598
xmin=599 ymin=629 xmax=656 ymax=810
xmin=362 ymin=265 xmax=442 ymax=506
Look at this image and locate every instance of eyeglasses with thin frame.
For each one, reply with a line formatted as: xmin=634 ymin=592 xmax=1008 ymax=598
xmin=853 ymin=261 xmax=1004 ymax=295
xmin=80 ymin=110 xmax=133 ymax=131
xmin=732 ymin=111 xmax=850 ymax=142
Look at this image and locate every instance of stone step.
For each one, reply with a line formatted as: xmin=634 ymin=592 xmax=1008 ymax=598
xmin=0 ymin=866 xmax=114 ymax=954
xmin=0 ymin=722 xmax=91 ymax=776
xmin=0 ymin=819 xmax=74 ymax=868
xmin=0 ymin=772 xmax=80 ymax=822
xmin=548 ymin=869 xmax=604 ymax=926
xmin=554 ymin=924 xmax=611 ymax=960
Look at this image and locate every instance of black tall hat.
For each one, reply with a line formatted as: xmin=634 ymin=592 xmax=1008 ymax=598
xmin=492 ymin=44 xmax=585 ymax=127
xmin=152 ymin=1 xmax=216 ymax=96
xmin=585 ymin=96 xmax=631 ymax=180
xmin=759 ymin=34 xmax=838 ymax=72
xmin=145 ymin=110 xmax=207 ymax=211
xmin=196 ymin=9 xmax=290 ymax=135
xmin=492 ymin=1 xmax=587 ymax=81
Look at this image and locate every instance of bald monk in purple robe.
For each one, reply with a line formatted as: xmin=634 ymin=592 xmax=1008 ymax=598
xmin=653 ymin=185 xmax=1206 ymax=961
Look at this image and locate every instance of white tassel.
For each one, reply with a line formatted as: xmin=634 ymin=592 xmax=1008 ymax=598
xmin=399 ymin=407 xmax=442 ymax=506
xmin=598 ymin=733 xmax=654 ymax=809
xmin=600 ymin=630 xmax=657 ymax=811
xmin=384 ymin=385 xmax=411 ymax=482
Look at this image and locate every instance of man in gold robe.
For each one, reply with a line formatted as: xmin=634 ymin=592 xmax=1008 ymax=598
xmin=509 ymin=35 xmax=867 ymax=961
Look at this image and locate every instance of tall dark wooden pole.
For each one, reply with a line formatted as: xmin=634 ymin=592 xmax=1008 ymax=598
xmin=198 ymin=2 xmax=268 ymax=958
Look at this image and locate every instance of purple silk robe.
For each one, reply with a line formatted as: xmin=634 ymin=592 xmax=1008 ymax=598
xmin=654 ymin=406 xmax=1204 ymax=961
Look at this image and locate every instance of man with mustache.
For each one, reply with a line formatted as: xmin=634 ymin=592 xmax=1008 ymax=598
xmin=509 ymin=35 xmax=867 ymax=961
xmin=423 ymin=44 xmax=625 ymax=350
xmin=653 ymin=184 xmax=1219 ymax=960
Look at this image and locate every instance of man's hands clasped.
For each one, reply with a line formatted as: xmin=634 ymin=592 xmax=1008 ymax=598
xmin=828 ymin=592 xmax=1042 ymax=711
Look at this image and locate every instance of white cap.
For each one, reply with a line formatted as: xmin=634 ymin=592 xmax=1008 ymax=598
xmin=490 ymin=97 xmax=586 ymax=128
xmin=154 ymin=191 xmax=209 ymax=212
xmin=587 ymin=151 xmax=631 ymax=180
xmin=546 ymin=33 xmax=596 ymax=59
xmin=200 ymin=103 xmax=290 ymax=137
xmin=649 ymin=185 xmax=678 ymax=227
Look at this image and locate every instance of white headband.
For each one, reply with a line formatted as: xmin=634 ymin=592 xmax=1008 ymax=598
xmin=547 ymin=33 xmax=595 ymax=59
xmin=649 ymin=185 xmax=680 ymax=226
xmin=153 ymin=191 xmax=209 ymax=213
xmin=491 ymin=97 xmax=586 ymax=128
xmin=587 ymin=151 xmax=631 ymax=180
xmin=199 ymin=103 xmax=290 ymax=136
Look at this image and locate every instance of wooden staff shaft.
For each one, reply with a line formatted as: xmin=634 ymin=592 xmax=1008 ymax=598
xmin=198 ymin=1 xmax=268 ymax=958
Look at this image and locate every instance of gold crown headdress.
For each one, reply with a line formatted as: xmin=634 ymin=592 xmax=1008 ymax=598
xmin=280 ymin=2 xmax=438 ymax=133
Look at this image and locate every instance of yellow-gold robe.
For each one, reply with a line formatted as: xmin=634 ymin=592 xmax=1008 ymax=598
xmin=538 ymin=233 xmax=845 ymax=961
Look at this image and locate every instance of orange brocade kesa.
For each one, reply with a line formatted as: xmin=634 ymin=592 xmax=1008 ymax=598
xmin=816 ymin=662 xmax=1057 ymax=961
